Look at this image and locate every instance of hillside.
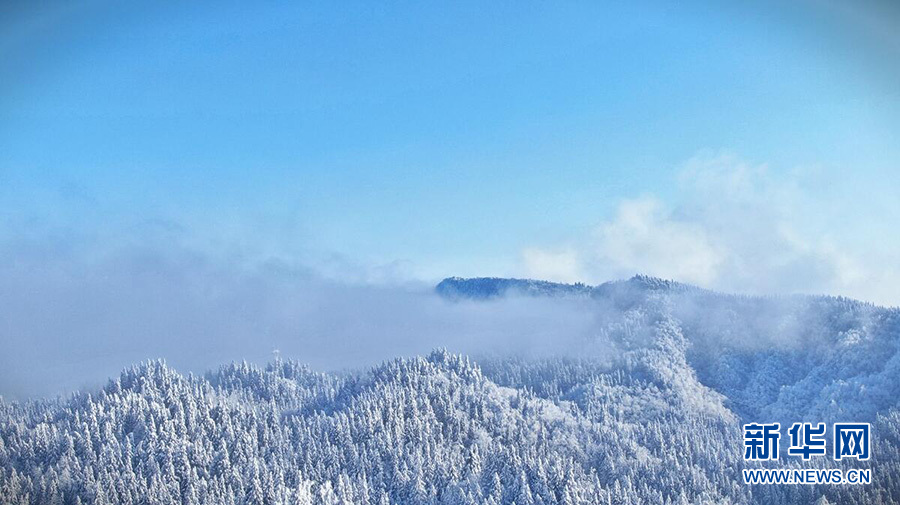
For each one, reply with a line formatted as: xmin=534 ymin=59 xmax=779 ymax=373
xmin=439 ymin=276 xmax=900 ymax=423
xmin=1 ymin=276 xmax=899 ymax=504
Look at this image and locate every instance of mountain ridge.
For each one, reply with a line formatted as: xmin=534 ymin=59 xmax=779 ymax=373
xmin=2 ymin=276 xmax=899 ymax=503
xmin=437 ymin=274 xmax=889 ymax=310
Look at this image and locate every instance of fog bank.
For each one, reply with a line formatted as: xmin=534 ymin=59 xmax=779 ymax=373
xmin=0 ymin=245 xmax=601 ymax=399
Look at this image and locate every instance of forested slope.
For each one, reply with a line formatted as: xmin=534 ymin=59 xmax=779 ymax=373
xmin=2 ymin=276 xmax=899 ymax=504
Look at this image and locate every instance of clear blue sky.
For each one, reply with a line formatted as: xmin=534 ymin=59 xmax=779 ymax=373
xmin=2 ymin=0 xmax=899 ymax=300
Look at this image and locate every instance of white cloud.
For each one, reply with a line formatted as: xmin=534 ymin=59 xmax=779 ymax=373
xmin=521 ymin=151 xmax=900 ymax=306
xmin=522 ymin=247 xmax=583 ymax=283
xmin=0 ymin=242 xmax=602 ymax=399
xmin=592 ymin=196 xmax=724 ymax=286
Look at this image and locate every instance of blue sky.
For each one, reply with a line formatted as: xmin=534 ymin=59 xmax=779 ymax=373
xmin=2 ymin=0 xmax=899 ymax=302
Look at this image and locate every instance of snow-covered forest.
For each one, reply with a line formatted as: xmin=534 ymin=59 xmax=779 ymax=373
xmin=2 ymin=276 xmax=899 ymax=504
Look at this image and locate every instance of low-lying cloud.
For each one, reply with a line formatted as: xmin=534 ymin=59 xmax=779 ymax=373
xmin=0 ymin=243 xmax=601 ymax=399
xmin=3 ymin=151 xmax=897 ymax=399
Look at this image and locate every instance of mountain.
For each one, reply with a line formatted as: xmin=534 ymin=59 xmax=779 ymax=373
xmin=435 ymin=276 xmax=594 ymax=300
xmin=434 ymin=274 xmax=688 ymax=301
xmin=435 ymin=275 xmax=688 ymax=300
xmin=440 ymin=276 xmax=900 ymax=423
xmin=1 ymin=276 xmax=899 ymax=504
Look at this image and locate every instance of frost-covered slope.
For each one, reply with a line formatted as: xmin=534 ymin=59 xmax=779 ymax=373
xmin=440 ymin=276 xmax=900 ymax=424
xmin=0 ymin=349 xmax=741 ymax=504
xmin=1 ymin=276 xmax=899 ymax=504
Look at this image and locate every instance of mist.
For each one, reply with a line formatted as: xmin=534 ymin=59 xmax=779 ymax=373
xmin=0 ymin=243 xmax=603 ymax=400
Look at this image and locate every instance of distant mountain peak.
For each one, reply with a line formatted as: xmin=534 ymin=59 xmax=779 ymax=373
xmin=435 ymin=274 xmax=688 ymax=301
xmin=435 ymin=276 xmax=592 ymax=300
